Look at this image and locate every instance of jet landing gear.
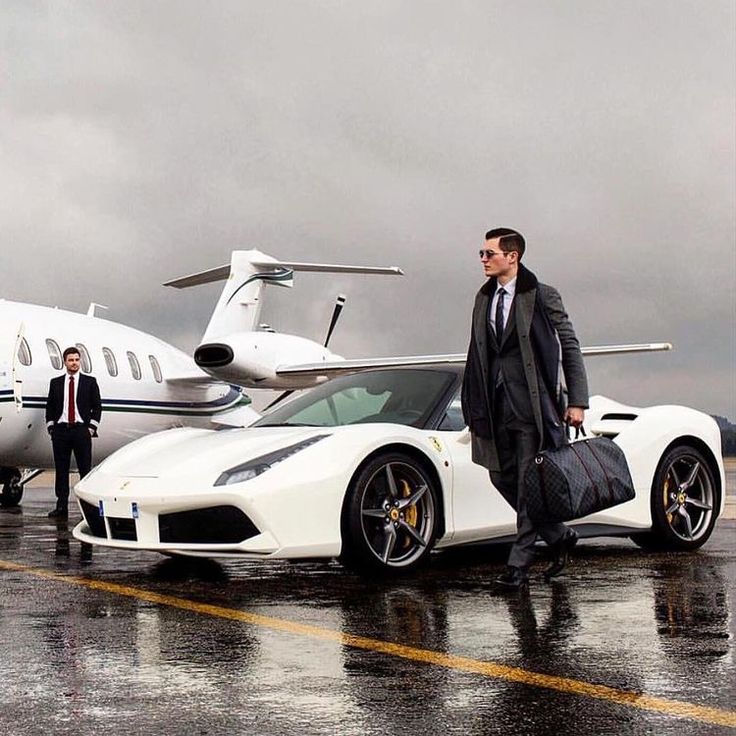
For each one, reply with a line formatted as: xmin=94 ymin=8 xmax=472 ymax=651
xmin=0 ymin=467 xmax=43 ymax=508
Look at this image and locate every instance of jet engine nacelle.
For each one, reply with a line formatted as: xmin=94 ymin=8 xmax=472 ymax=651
xmin=194 ymin=332 xmax=343 ymax=389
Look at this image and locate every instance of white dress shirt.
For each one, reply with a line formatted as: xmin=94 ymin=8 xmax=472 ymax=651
xmin=490 ymin=276 xmax=517 ymax=334
xmin=58 ymin=372 xmax=83 ymax=424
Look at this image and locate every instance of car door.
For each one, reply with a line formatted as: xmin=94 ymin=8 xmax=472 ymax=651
xmin=436 ymin=390 xmax=517 ymax=544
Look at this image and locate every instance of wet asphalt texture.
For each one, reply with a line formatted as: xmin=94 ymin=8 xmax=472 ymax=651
xmin=0 ymin=487 xmax=734 ymax=736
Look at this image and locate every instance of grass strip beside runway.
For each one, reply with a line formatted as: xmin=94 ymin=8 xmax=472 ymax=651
xmin=1 ymin=558 xmax=734 ymax=729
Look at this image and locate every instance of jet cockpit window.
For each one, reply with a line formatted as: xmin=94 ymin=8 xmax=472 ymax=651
xmin=17 ymin=337 xmax=32 ymax=366
xmin=75 ymin=343 xmax=92 ymax=373
xmin=45 ymin=339 xmax=62 ymax=370
xmin=149 ymin=355 xmax=163 ymax=383
xmin=102 ymin=347 xmax=118 ymax=377
xmin=127 ymin=351 xmax=142 ymax=380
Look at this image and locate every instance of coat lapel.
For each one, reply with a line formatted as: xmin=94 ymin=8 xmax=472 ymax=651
xmin=515 ymin=289 xmax=535 ymax=343
xmin=474 ymin=280 xmax=494 ymax=361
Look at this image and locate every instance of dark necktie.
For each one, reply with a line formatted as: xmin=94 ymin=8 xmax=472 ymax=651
xmin=68 ymin=376 xmax=75 ymax=424
xmin=495 ymin=287 xmax=506 ymax=340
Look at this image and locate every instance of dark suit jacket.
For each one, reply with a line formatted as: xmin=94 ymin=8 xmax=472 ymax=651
xmin=461 ymin=263 xmax=588 ymax=472
xmin=45 ymin=373 xmax=102 ymax=434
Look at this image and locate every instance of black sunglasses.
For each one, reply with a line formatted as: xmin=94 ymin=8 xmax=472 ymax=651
xmin=479 ymin=249 xmax=507 ymax=259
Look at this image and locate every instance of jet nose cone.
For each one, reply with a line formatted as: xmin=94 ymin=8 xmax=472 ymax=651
xmin=194 ymin=343 xmax=234 ymax=368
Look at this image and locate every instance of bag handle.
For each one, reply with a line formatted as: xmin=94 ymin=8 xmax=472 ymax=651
xmin=565 ymin=422 xmax=587 ymax=441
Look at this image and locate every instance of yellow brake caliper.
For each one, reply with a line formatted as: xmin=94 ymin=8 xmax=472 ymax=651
xmin=400 ymin=478 xmax=418 ymax=548
xmin=664 ymin=472 xmax=673 ymax=522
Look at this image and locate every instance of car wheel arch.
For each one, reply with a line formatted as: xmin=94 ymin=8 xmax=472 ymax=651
xmin=631 ymin=435 xmax=722 ymax=551
xmin=340 ymin=443 xmax=447 ymax=544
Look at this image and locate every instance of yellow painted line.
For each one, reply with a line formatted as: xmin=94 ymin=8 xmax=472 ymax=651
xmin=1 ymin=559 xmax=735 ymax=729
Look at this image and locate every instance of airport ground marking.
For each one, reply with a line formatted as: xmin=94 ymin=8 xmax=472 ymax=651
xmin=1 ymin=558 xmax=735 ymax=729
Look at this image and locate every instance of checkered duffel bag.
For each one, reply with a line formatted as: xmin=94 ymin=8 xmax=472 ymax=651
xmin=524 ymin=428 xmax=635 ymax=523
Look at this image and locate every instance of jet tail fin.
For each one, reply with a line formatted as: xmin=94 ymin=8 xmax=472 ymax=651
xmin=164 ymin=249 xmax=403 ymax=344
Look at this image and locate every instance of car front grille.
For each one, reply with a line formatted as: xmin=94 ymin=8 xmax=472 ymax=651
xmin=158 ymin=505 xmax=260 ymax=544
xmin=80 ymin=500 xmax=107 ymax=538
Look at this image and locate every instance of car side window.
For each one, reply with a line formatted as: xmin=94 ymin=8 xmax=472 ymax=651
xmin=102 ymin=347 xmax=118 ymax=377
xmin=75 ymin=343 xmax=92 ymax=373
xmin=127 ymin=351 xmax=141 ymax=380
xmin=438 ymin=392 xmax=466 ymax=432
xmin=45 ymin=339 xmax=62 ymax=370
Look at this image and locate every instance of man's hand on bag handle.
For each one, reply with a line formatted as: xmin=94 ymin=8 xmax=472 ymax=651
xmin=564 ymin=406 xmax=585 ymax=428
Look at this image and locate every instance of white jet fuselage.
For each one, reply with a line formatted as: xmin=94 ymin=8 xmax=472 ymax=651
xmin=0 ymin=300 xmax=244 ymax=469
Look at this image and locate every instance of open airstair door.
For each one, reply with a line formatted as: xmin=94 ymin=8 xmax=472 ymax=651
xmin=12 ymin=323 xmax=26 ymax=413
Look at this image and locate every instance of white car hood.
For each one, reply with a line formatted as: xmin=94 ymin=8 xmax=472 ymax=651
xmin=96 ymin=426 xmax=330 ymax=478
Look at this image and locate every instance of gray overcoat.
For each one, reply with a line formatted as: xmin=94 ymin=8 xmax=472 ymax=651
xmin=461 ymin=263 xmax=589 ymax=472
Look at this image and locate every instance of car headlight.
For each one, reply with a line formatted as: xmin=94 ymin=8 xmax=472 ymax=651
xmin=214 ymin=434 xmax=330 ymax=486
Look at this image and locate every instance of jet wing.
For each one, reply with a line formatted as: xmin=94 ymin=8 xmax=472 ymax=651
xmin=275 ymin=343 xmax=673 ymax=380
xmin=165 ymin=373 xmax=232 ymax=387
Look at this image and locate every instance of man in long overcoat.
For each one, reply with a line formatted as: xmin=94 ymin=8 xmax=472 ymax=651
xmin=461 ymin=227 xmax=589 ymax=589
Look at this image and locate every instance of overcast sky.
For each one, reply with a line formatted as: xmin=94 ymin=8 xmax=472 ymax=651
xmin=2 ymin=1 xmax=734 ymax=416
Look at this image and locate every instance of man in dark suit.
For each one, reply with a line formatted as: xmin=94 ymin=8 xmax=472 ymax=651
xmin=462 ymin=227 xmax=589 ymax=590
xmin=45 ymin=346 xmax=102 ymax=518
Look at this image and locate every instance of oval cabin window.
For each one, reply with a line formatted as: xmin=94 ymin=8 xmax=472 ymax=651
xmin=127 ymin=351 xmax=141 ymax=380
xmin=17 ymin=337 xmax=32 ymax=366
xmin=75 ymin=343 xmax=92 ymax=373
xmin=102 ymin=347 xmax=118 ymax=377
xmin=46 ymin=339 xmax=62 ymax=370
xmin=149 ymin=355 xmax=163 ymax=383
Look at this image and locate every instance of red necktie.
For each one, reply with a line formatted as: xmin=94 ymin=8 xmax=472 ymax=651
xmin=68 ymin=376 xmax=75 ymax=424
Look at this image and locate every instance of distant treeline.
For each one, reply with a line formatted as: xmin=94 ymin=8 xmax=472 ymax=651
xmin=713 ymin=415 xmax=736 ymax=457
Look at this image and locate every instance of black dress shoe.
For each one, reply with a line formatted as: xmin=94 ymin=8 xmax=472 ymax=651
xmin=495 ymin=565 xmax=530 ymax=590
xmin=48 ymin=507 xmax=68 ymax=519
xmin=544 ymin=529 xmax=578 ymax=580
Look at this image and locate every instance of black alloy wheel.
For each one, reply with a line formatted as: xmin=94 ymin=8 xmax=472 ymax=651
xmin=632 ymin=445 xmax=719 ymax=551
xmin=341 ymin=453 xmax=439 ymax=574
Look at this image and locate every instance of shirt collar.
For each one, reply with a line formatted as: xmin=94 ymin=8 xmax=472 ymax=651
xmin=497 ymin=276 xmax=517 ymax=298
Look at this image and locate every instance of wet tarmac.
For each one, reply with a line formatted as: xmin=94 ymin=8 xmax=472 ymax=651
xmin=1 ymin=487 xmax=734 ymax=735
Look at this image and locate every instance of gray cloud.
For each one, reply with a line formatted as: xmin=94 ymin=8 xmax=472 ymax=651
xmin=2 ymin=1 xmax=734 ymax=416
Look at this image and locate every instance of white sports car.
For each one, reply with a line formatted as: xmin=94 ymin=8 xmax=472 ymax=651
xmin=73 ymin=365 xmax=725 ymax=573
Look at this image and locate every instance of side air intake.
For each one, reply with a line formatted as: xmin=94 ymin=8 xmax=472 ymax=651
xmin=591 ymin=413 xmax=639 ymax=440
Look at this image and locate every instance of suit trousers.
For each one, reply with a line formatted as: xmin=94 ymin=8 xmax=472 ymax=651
xmin=490 ymin=388 xmax=568 ymax=568
xmin=51 ymin=424 xmax=92 ymax=507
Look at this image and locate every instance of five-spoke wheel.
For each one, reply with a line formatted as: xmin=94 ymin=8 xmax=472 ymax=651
xmin=632 ymin=445 xmax=719 ymax=551
xmin=341 ymin=453 xmax=439 ymax=574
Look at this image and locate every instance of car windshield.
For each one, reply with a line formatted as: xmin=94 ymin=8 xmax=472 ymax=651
xmin=254 ymin=369 xmax=456 ymax=429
